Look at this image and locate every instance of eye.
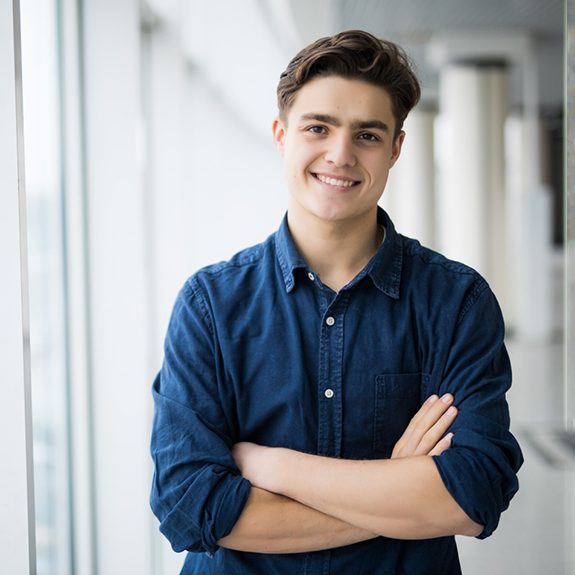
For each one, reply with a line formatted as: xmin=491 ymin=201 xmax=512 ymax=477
xmin=306 ymin=125 xmax=328 ymax=135
xmin=357 ymin=132 xmax=381 ymax=143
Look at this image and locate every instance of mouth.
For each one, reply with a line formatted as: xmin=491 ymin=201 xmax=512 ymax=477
xmin=312 ymin=172 xmax=361 ymax=189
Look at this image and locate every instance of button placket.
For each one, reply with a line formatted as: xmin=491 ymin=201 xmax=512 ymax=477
xmin=317 ymin=294 xmax=348 ymax=459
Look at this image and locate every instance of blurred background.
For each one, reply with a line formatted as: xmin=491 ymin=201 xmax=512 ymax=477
xmin=1 ymin=0 xmax=574 ymax=573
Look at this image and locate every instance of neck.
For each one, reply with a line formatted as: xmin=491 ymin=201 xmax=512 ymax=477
xmin=287 ymin=207 xmax=382 ymax=292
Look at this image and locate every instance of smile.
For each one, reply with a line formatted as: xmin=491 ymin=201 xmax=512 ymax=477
xmin=313 ymin=173 xmax=360 ymax=188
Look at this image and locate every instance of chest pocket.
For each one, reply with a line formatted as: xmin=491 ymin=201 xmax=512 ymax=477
xmin=373 ymin=373 xmax=429 ymax=458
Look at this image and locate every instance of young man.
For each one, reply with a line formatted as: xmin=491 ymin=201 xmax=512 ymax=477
xmin=150 ymin=30 xmax=523 ymax=574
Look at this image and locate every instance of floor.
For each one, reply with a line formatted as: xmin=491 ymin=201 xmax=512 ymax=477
xmin=458 ymin=338 xmax=575 ymax=575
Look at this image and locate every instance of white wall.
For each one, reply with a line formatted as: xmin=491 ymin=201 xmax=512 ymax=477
xmin=82 ymin=1 xmax=155 ymax=573
xmin=144 ymin=9 xmax=287 ymax=570
xmin=79 ymin=1 xmax=289 ymax=572
xmin=146 ymin=23 xmax=285 ymax=336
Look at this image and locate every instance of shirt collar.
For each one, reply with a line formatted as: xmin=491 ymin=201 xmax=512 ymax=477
xmin=275 ymin=213 xmax=308 ymax=293
xmin=367 ymin=207 xmax=402 ymax=299
xmin=275 ymin=207 xmax=403 ymax=299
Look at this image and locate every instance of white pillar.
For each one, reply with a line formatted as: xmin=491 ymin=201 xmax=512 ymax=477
xmin=384 ymin=109 xmax=436 ymax=249
xmin=436 ymin=63 xmax=508 ymax=304
xmin=505 ymin=114 xmax=554 ymax=341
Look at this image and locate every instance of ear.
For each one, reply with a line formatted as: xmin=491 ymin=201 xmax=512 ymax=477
xmin=390 ymin=130 xmax=405 ymax=167
xmin=272 ymin=117 xmax=286 ymax=154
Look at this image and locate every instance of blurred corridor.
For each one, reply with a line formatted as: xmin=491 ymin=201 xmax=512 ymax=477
xmin=1 ymin=1 xmax=573 ymax=573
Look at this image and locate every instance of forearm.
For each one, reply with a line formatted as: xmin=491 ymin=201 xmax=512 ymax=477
xmin=218 ymin=486 xmax=377 ymax=553
xmin=257 ymin=450 xmax=482 ymax=540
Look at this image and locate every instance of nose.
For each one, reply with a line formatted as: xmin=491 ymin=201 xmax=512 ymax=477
xmin=324 ymin=133 xmax=357 ymax=168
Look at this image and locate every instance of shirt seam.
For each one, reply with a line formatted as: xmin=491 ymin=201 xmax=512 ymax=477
xmin=456 ymin=279 xmax=490 ymax=326
xmin=408 ymin=244 xmax=480 ymax=279
xmin=185 ymin=276 xmax=216 ymax=338
xmin=199 ymin=248 xmax=266 ymax=278
xmin=407 ymin=245 xmax=489 ymax=326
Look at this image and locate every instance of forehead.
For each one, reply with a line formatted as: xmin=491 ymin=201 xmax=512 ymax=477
xmin=287 ymin=76 xmax=395 ymax=125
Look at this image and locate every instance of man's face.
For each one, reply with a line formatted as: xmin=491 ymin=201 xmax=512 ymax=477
xmin=273 ymin=75 xmax=404 ymax=227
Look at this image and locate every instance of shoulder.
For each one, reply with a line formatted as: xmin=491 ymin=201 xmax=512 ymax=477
xmin=401 ymin=234 xmax=479 ymax=277
xmin=181 ymin=232 xmax=277 ymax=301
xmin=399 ymin=234 xmax=491 ymax=309
xmin=401 ymin=234 xmax=485 ymax=283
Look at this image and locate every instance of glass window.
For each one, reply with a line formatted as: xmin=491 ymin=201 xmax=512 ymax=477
xmin=20 ymin=0 xmax=73 ymax=573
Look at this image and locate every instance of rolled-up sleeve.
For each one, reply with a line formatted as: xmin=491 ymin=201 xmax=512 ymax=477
xmin=433 ymin=279 xmax=523 ymax=539
xmin=150 ymin=279 xmax=251 ymax=554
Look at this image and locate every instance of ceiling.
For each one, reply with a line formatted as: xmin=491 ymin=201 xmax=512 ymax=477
xmin=336 ymin=0 xmax=562 ymax=38
xmin=287 ymin=0 xmax=564 ymax=110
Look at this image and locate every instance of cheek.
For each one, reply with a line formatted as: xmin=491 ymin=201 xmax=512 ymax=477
xmin=284 ymin=149 xmax=307 ymax=176
xmin=368 ymin=157 xmax=392 ymax=181
xmin=283 ymin=158 xmax=300 ymax=190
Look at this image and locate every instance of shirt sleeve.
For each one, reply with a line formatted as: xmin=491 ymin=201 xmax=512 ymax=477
xmin=150 ymin=278 xmax=251 ymax=555
xmin=432 ymin=279 xmax=524 ymax=539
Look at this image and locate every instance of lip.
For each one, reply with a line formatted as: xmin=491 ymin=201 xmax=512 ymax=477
xmin=311 ymin=171 xmax=361 ymax=189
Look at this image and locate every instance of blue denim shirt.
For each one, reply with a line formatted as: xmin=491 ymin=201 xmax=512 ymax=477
xmin=150 ymin=208 xmax=523 ymax=574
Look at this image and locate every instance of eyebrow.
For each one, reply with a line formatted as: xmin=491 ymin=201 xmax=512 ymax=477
xmin=300 ymin=113 xmax=390 ymax=133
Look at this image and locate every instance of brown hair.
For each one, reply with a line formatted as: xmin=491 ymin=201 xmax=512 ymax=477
xmin=277 ymin=30 xmax=421 ymax=138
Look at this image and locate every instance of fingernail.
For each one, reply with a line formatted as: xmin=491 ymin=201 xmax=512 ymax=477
xmin=445 ymin=432 xmax=454 ymax=443
xmin=428 ymin=394 xmax=439 ymax=404
xmin=447 ymin=406 xmax=457 ymax=416
xmin=441 ymin=394 xmax=453 ymax=404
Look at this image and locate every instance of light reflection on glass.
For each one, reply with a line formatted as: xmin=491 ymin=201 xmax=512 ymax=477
xmin=21 ymin=1 xmax=72 ymax=573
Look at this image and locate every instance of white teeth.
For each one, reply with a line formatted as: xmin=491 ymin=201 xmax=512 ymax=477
xmin=316 ymin=174 xmax=356 ymax=187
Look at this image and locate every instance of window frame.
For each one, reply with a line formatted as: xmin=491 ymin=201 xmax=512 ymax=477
xmin=0 ymin=0 xmax=37 ymax=572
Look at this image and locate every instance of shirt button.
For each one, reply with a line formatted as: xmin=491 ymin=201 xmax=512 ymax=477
xmin=324 ymin=389 xmax=334 ymax=399
xmin=326 ymin=316 xmax=335 ymax=326
xmin=307 ymin=272 xmax=315 ymax=281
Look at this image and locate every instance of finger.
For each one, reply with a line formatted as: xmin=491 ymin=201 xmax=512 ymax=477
xmin=396 ymin=394 xmax=455 ymax=456
xmin=412 ymin=394 xmax=441 ymax=422
xmin=410 ymin=394 xmax=453 ymax=431
xmin=391 ymin=395 xmax=441 ymax=456
xmin=412 ymin=405 xmax=458 ymax=456
xmin=429 ymin=432 xmax=454 ymax=457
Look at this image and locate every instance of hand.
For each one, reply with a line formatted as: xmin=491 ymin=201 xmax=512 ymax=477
xmin=391 ymin=394 xmax=457 ymax=459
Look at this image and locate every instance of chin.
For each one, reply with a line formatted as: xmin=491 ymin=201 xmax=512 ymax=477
xmin=289 ymin=193 xmax=364 ymax=224
xmin=311 ymin=207 xmax=354 ymax=223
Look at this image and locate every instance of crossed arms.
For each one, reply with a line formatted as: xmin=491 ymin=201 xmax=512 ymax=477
xmin=150 ymin=277 xmax=523 ymax=556
xmin=218 ymin=393 xmax=482 ymax=554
